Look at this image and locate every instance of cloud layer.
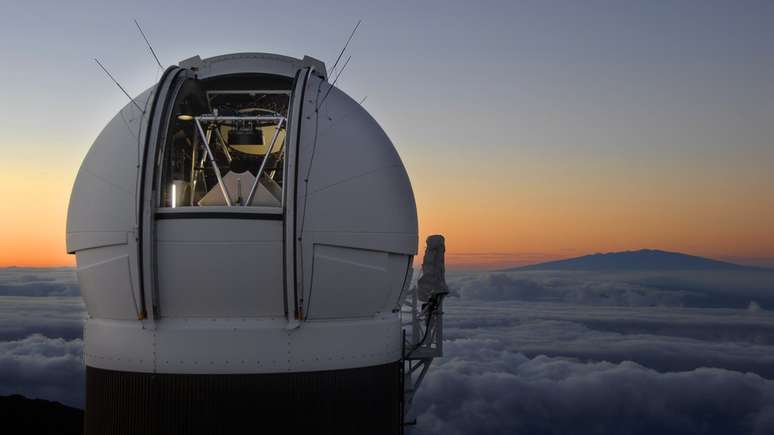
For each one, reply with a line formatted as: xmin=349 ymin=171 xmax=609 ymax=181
xmin=0 ymin=268 xmax=79 ymax=297
xmin=442 ymin=301 xmax=774 ymax=376
xmin=447 ymin=269 xmax=774 ymax=309
xmin=0 ymin=334 xmax=84 ymax=407
xmin=0 ymin=296 xmax=85 ymax=341
xmin=3 ymin=267 xmax=774 ymax=434
xmin=0 ymin=269 xmax=85 ymax=407
xmin=412 ymin=345 xmax=774 ymax=435
xmin=410 ymin=297 xmax=774 ymax=434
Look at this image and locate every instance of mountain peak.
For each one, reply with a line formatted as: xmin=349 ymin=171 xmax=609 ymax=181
xmin=504 ymin=249 xmax=757 ymax=272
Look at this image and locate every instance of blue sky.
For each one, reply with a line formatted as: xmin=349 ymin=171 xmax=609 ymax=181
xmin=1 ymin=0 xmax=773 ymax=267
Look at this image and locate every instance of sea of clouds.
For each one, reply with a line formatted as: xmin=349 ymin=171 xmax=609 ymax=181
xmin=410 ymin=298 xmax=774 ymax=435
xmin=0 ymin=268 xmax=80 ymax=298
xmin=449 ymin=269 xmax=774 ymax=309
xmin=0 ymin=269 xmax=85 ymax=407
xmin=2 ymin=267 xmax=774 ymax=433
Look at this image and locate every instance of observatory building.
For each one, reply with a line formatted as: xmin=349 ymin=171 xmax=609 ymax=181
xmin=67 ymin=53 xmax=445 ymax=434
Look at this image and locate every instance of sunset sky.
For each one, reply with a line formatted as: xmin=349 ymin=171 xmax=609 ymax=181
xmin=0 ymin=0 xmax=772 ymax=268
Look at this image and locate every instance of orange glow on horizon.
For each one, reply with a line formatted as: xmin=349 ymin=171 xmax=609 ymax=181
xmin=1 ymin=140 xmax=773 ymax=269
xmin=411 ymin=147 xmax=774 ymax=269
xmin=0 ymin=154 xmax=76 ymax=268
xmin=2 ymin=169 xmax=774 ymax=269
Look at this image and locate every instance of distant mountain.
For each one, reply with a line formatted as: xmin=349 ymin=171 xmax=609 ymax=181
xmin=503 ymin=249 xmax=763 ymax=272
xmin=0 ymin=395 xmax=82 ymax=435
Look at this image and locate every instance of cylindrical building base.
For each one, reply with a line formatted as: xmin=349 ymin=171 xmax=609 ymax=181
xmin=85 ymin=363 xmax=403 ymax=435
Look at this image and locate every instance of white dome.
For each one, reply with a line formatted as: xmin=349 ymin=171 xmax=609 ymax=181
xmin=66 ymin=53 xmax=418 ymax=375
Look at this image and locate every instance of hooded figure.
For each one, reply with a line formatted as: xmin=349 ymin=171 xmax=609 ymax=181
xmin=417 ymin=235 xmax=449 ymax=302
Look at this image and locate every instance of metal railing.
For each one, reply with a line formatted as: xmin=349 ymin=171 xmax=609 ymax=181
xmin=401 ymin=282 xmax=446 ymax=424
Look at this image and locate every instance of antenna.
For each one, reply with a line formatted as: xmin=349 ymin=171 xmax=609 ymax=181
xmin=329 ymin=19 xmax=361 ymax=78
xmin=333 ymin=55 xmax=352 ymax=85
xmin=94 ymin=58 xmax=144 ymax=113
xmin=319 ymin=55 xmax=351 ymax=107
xmin=134 ymin=19 xmax=164 ymax=70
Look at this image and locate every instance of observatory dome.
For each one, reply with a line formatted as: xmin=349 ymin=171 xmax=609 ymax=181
xmin=67 ymin=52 xmax=417 ymax=434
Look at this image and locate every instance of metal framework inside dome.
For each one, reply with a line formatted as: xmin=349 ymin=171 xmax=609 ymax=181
xmin=159 ymin=81 xmax=292 ymax=209
xmin=191 ymin=114 xmax=286 ymax=207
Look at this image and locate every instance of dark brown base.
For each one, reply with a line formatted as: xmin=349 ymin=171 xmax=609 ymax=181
xmin=85 ymin=363 xmax=403 ymax=435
